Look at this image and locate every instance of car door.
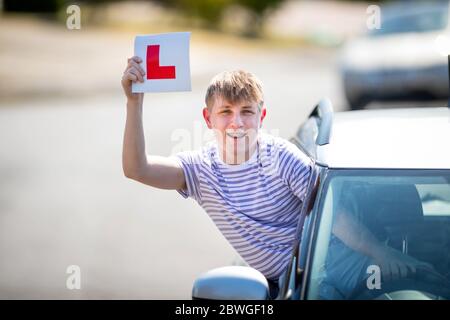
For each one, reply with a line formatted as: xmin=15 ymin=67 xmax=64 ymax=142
xmin=277 ymin=164 xmax=324 ymax=300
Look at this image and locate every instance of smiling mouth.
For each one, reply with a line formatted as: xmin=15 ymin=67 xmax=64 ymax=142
xmin=226 ymin=132 xmax=246 ymax=139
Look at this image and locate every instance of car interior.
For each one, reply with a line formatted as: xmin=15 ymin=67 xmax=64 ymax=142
xmin=323 ymin=181 xmax=450 ymax=299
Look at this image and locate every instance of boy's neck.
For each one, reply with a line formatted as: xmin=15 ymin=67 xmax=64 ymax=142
xmin=218 ymin=140 xmax=258 ymax=165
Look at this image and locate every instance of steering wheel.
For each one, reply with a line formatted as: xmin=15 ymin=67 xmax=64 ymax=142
xmin=348 ymin=267 xmax=450 ymax=300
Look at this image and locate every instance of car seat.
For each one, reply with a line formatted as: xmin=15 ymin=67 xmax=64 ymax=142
xmin=349 ymin=183 xmax=424 ymax=254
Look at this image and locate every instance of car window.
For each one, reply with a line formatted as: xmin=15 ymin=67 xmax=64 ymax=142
xmin=369 ymin=6 xmax=448 ymax=36
xmin=306 ymin=170 xmax=450 ymax=300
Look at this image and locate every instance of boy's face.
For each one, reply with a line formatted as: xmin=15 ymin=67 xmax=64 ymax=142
xmin=203 ymin=96 xmax=266 ymax=164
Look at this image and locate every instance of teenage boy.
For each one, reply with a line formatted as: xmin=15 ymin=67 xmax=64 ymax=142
xmin=122 ymin=56 xmax=312 ymax=295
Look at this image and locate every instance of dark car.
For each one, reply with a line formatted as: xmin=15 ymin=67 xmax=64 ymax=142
xmin=191 ymin=99 xmax=450 ymax=300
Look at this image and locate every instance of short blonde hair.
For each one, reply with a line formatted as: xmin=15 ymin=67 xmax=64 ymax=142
xmin=205 ymin=70 xmax=264 ymax=110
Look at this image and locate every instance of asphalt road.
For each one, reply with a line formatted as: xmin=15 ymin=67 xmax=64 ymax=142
xmin=0 ymin=17 xmax=345 ymax=299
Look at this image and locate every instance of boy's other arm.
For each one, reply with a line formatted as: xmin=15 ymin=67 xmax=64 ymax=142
xmin=121 ymin=56 xmax=186 ymax=190
xmin=332 ymin=209 xmax=434 ymax=280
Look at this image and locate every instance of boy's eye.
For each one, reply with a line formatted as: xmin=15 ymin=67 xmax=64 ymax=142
xmin=218 ymin=109 xmax=254 ymax=115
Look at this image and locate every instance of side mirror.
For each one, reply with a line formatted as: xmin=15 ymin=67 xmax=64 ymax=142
xmin=192 ymin=266 xmax=269 ymax=300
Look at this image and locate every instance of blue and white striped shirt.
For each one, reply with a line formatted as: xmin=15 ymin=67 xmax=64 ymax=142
xmin=173 ymin=133 xmax=312 ymax=280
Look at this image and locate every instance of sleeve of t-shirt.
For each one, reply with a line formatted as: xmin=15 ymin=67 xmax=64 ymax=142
xmin=278 ymin=139 xmax=313 ymax=201
xmin=169 ymin=150 xmax=202 ymax=203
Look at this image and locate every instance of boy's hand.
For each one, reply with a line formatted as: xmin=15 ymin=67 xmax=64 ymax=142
xmin=371 ymin=245 xmax=434 ymax=282
xmin=121 ymin=56 xmax=145 ymax=102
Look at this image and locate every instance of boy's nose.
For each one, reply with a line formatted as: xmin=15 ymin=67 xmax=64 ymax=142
xmin=229 ymin=113 xmax=243 ymax=128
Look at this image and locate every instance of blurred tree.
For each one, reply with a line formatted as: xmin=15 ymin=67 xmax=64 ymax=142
xmin=163 ymin=0 xmax=231 ymax=29
xmin=236 ymin=0 xmax=280 ymax=17
xmin=161 ymin=0 xmax=286 ymax=36
xmin=233 ymin=0 xmax=283 ymax=37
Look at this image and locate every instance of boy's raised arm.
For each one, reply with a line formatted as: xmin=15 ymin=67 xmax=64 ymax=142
xmin=121 ymin=56 xmax=186 ymax=190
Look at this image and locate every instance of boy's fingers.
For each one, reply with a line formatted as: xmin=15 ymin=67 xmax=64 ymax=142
xmin=122 ymin=70 xmax=138 ymax=82
xmin=126 ymin=57 xmax=142 ymax=73
xmin=131 ymin=56 xmax=142 ymax=63
xmin=123 ymin=66 xmax=143 ymax=82
xmin=130 ymin=67 xmax=144 ymax=82
xmin=126 ymin=73 xmax=137 ymax=82
xmin=128 ymin=60 xmax=146 ymax=76
xmin=127 ymin=56 xmax=141 ymax=61
xmin=128 ymin=68 xmax=144 ymax=83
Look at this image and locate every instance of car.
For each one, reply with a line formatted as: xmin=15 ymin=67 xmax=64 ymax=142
xmin=339 ymin=1 xmax=450 ymax=110
xmin=191 ymin=98 xmax=450 ymax=300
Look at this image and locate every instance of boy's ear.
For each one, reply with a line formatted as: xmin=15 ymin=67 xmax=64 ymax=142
xmin=259 ymin=107 xmax=267 ymax=128
xmin=203 ymin=107 xmax=213 ymax=129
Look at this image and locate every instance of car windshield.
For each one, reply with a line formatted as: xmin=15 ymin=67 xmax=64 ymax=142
xmin=369 ymin=5 xmax=448 ymax=36
xmin=306 ymin=169 xmax=450 ymax=300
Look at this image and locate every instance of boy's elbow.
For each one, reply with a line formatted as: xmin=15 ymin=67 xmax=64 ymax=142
xmin=123 ymin=169 xmax=133 ymax=179
xmin=123 ymin=170 xmax=133 ymax=180
xmin=123 ymin=167 xmax=140 ymax=180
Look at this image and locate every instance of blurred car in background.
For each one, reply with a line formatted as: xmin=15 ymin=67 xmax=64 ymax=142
xmin=339 ymin=1 xmax=450 ymax=110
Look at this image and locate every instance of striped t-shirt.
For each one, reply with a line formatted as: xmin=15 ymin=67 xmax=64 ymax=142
xmin=172 ymin=133 xmax=312 ymax=280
